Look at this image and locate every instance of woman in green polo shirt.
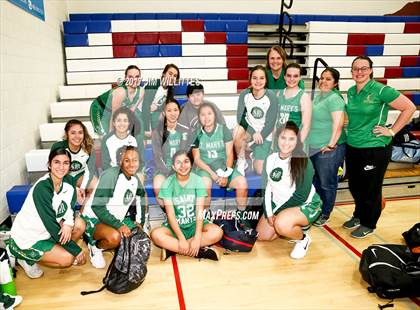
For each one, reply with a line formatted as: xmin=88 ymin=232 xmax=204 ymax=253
xmin=265 ymin=45 xmax=304 ymax=93
xmin=343 ymin=56 xmax=416 ymax=238
xmin=308 ymin=68 xmax=346 ymax=226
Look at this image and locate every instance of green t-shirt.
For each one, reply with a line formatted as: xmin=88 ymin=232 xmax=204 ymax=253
xmin=346 ymin=80 xmax=400 ymax=148
xmin=158 ymin=173 xmax=207 ymax=228
xmin=191 ymin=123 xmax=232 ymax=170
xmin=307 ymin=90 xmax=347 ymax=149
xmin=277 ymin=88 xmax=304 ymax=128
xmin=267 ymin=68 xmax=305 ymax=91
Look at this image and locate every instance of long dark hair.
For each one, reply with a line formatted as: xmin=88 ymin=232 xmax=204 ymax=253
xmin=161 ymin=97 xmax=181 ymax=146
xmin=48 ymin=148 xmax=71 ymax=172
xmin=321 ymin=67 xmax=340 ymax=90
xmin=64 ymin=119 xmax=94 ymax=154
xmin=276 ymin=121 xmax=308 ymax=186
xmin=112 ymin=106 xmax=141 ymax=136
xmin=249 ymin=65 xmax=268 ymax=89
xmin=162 ymin=63 xmax=180 ymax=98
xmin=198 ymin=102 xmax=217 ymax=128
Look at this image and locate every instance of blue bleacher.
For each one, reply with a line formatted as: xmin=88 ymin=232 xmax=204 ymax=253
xmin=160 ymin=45 xmax=182 ymax=57
xmin=87 ymin=21 xmax=111 ymax=33
xmin=226 ymin=32 xmax=248 ymax=44
xmin=403 ymin=67 xmax=420 ymax=78
xmin=63 ymin=21 xmax=87 ymax=34
xmin=365 ymin=45 xmax=384 ymax=56
xmin=68 ymin=13 xmax=420 ymax=24
xmin=64 ymin=34 xmax=88 ymax=47
xmin=135 ymin=45 xmax=160 ymax=57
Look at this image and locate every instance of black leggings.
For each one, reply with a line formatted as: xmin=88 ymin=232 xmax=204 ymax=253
xmin=346 ymin=143 xmax=392 ymax=229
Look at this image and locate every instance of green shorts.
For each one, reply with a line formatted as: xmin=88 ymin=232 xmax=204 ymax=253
xmin=273 ymin=193 xmax=322 ymax=224
xmin=81 ymin=215 xmax=136 ymax=245
xmin=251 ymin=140 xmax=272 ymax=160
xmin=195 ymin=167 xmax=242 ymax=187
xmin=162 ymin=220 xmax=210 ymax=240
xmin=9 ymin=237 xmax=55 ymax=264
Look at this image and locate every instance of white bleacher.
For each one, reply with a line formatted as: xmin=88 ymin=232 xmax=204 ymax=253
xmin=306 ymin=22 xmax=406 ymax=34
xmin=339 ymin=78 xmax=420 ymax=92
xmin=50 ymin=100 xmax=92 ymax=118
xmin=39 ymin=121 xmax=98 ymax=142
xmin=59 ymin=84 xmax=111 ymax=100
xmin=50 ymin=95 xmax=240 ymax=119
xmin=66 ymin=68 xmax=230 ymax=84
xmin=110 ymin=20 xmax=182 ymax=32
xmin=383 ymin=45 xmax=420 ymax=56
xmin=65 ymin=46 xmax=113 ymax=59
xmin=306 ymin=56 xmax=402 ymax=68
xmin=307 ymin=67 xmax=386 ymax=79
xmin=65 ymin=44 xmax=231 ymax=59
xmin=182 ymin=32 xmax=206 ymax=44
xmin=308 ymin=33 xmax=420 ymax=45
xmin=87 ymin=33 xmax=113 ymax=46
xmin=384 ymin=33 xmax=420 ymax=45
xmin=307 ymin=45 xmax=420 ymax=57
xmin=59 ymin=81 xmax=238 ymax=100
xmin=66 ymin=57 xmax=229 ymax=72
xmin=25 ymin=149 xmax=50 ymax=172
xmin=85 ymin=32 xmax=238 ymax=46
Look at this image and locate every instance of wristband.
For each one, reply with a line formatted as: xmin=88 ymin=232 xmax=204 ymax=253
xmin=327 ymin=144 xmax=337 ymax=150
xmin=388 ymin=128 xmax=395 ymax=137
xmin=224 ymin=167 xmax=233 ymax=178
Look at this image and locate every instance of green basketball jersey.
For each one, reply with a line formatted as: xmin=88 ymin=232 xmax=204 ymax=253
xmin=164 ymin=130 xmax=182 ymax=168
xmin=158 ymin=173 xmax=207 ymax=228
xmin=277 ymin=88 xmax=304 ymax=128
xmin=192 ymin=124 xmax=232 ymax=170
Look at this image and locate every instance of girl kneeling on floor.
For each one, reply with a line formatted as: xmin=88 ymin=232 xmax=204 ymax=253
xmin=82 ymin=145 xmax=147 ymax=269
xmin=9 ymin=148 xmax=86 ymax=279
xmin=151 ymin=150 xmax=223 ymax=261
xmin=256 ymin=121 xmax=322 ymax=259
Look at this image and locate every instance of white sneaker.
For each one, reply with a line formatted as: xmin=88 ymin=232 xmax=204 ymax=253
xmin=236 ymin=158 xmax=248 ymax=176
xmin=88 ymin=244 xmax=106 ymax=269
xmin=3 ymin=293 xmax=23 ymax=310
xmin=17 ymin=259 xmax=43 ymax=279
xmin=290 ymin=234 xmax=311 ymax=260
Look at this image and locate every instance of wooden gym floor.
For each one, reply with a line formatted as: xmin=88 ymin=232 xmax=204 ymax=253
xmin=14 ymin=197 xmax=420 ymax=309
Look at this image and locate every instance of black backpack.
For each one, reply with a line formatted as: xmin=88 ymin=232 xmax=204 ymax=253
xmin=359 ymin=244 xmax=420 ymax=299
xmin=403 ymin=223 xmax=420 ymax=255
xmin=81 ymin=228 xmax=151 ymax=295
xmin=214 ymin=218 xmax=258 ymax=252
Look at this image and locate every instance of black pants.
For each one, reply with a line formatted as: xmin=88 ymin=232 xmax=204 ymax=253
xmin=346 ymin=143 xmax=392 ymax=229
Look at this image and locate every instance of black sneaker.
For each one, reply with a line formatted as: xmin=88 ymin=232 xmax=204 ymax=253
xmin=160 ymin=248 xmax=176 ymax=261
xmin=342 ymin=216 xmax=360 ymax=230
xmin=196 ymin=246 xmax=220 ymax=261
xmin=351 ymin=225 xmax=374 ymax=239
xmin=313 ymin=214 xmax=330 ymax=227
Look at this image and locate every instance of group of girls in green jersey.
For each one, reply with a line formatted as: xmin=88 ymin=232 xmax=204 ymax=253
xmin=8 ymin=49 xmax=416 ymax=280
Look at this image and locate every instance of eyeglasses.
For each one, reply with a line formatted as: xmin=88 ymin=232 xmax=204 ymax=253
xmin=351 ymin=67 xmax=370 ymax=73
